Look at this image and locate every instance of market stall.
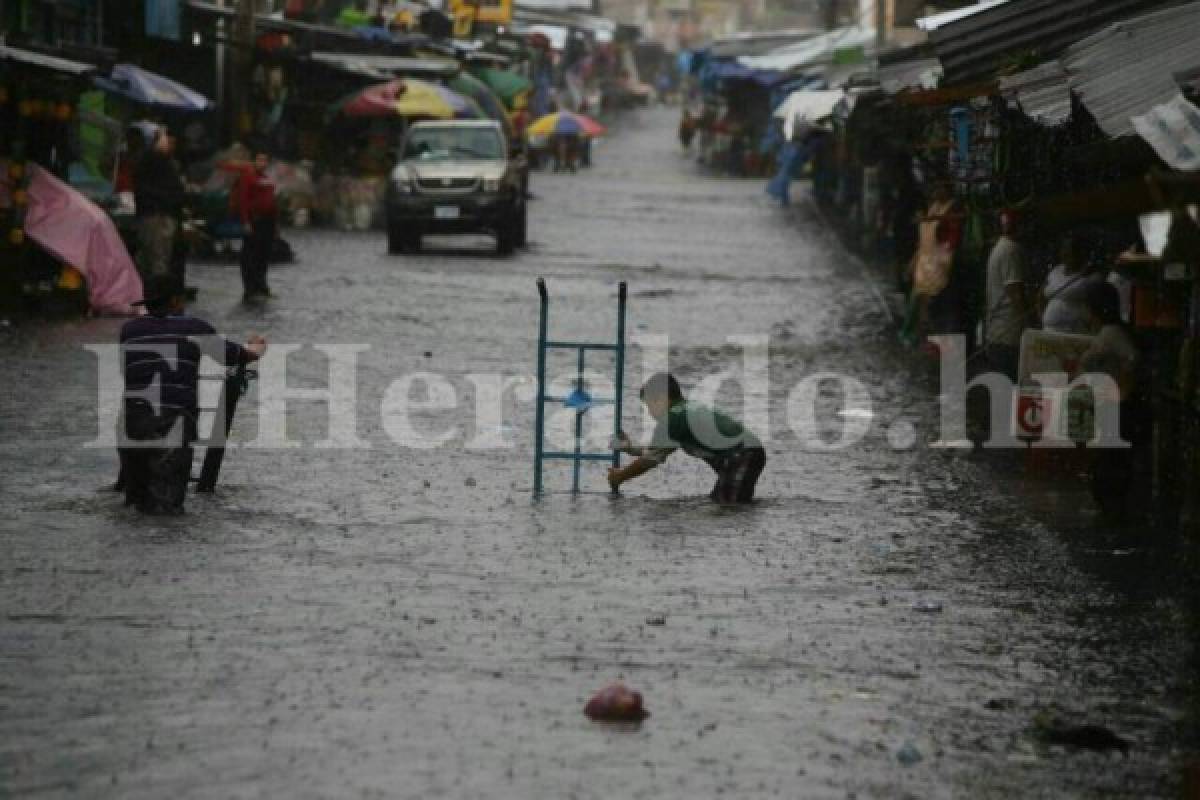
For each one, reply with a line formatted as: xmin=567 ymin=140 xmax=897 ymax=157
xmin=0 ymin=44 xmax=104 ymax=313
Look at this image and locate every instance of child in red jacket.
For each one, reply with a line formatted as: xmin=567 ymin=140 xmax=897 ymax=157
xmin=235 ymin=148 xmax=278 ymax=301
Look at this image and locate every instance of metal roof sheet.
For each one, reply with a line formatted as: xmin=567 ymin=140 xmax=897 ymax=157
xmin=876 ymin=57 xmax=942 ymax=93
xmin=929 ymin=0 xmax=1177 ymax=84
xmin=997 ymin=60 xmax=1070 ymax=125
xmin=1062 ymin=2 xmax=1200 ymax=137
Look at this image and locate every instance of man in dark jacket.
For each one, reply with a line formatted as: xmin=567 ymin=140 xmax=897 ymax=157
xmin=133 ymin=128 xmax=186 ymax=279
xmin=119 ymin=274 xmax=267 ymax=514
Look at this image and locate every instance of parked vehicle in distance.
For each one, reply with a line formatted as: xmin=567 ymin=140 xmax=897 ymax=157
xmin=386 ymin=120 xmax=527 ymax=255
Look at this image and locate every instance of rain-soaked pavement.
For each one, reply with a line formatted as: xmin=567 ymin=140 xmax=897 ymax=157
xmin=2 ymin=107 xmax=1199 ymax=798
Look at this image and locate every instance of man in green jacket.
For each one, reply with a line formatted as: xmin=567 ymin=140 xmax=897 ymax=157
xmin=608 ymin=372 xmax=766 ymax=503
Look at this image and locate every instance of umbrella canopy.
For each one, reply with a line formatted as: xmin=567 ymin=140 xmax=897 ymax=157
xmin=447 ymin=72 xmax=513 ymax=137
xmin=94 ymin=64 xmax=212 ymax=112
xmin=332 ymin=79 xmax=408 ymax=117
xmin=332 ymin=79 xmax=483 ymax=120
xmin=469 ymin=66 xmax=533 ymax=110
xmin=527 ymin=111 xmax=606 ymax=138
xmin=24 ymin=165 xmax=141 ymax=315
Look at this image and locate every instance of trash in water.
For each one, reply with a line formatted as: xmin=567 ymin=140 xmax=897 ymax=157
xmin=912 ymin=601 xmax=943 ymax=613
xmin=896 ymin=741 xmax=923 ymax=765
xmin=1033 ymin=715 xmax=1130 ymax=753
xmin=584 ymin=682 xmax=649 ymax=722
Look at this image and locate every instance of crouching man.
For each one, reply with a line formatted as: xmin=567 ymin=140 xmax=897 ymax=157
xmin=608 ymin=372 xmax=766 ymax=503
xmin=119 ymin=275 xmax=267 ymax=514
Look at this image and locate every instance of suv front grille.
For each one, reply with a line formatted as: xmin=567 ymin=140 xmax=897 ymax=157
xmin=416 ymin=177 xmax=479 ymax=193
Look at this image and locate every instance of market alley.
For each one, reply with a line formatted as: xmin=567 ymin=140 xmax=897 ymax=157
xmin=1 ymin=106 xmax=1196 ymax=799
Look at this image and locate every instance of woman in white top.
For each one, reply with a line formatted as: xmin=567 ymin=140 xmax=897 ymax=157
xmin=1039 ymin=231 xmax=1105 ymax=333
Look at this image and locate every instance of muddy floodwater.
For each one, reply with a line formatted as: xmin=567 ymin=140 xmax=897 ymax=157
xmin=2 ymin=108 xmax=1198 ymax=798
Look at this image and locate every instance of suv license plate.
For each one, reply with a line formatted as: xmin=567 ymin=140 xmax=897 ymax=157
xmin=434 ymin=206 xmax=460 ymax=220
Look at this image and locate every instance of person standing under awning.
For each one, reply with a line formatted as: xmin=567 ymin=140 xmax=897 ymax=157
xmin=133 ymin=128 xmax=186 ymax=279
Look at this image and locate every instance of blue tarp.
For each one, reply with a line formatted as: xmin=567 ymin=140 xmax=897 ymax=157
xmin=94 ymin=64 xmax=212 ymax=112
xmin=700 ymin=58 xmax=781 ymax=90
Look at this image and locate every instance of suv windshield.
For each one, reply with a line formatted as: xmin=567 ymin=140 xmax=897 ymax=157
xmin=402 ymin=127 xmax=503 ymax=162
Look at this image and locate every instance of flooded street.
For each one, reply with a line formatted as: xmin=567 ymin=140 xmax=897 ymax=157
xmin=2 ymin=107 xmax=1197 ymax=797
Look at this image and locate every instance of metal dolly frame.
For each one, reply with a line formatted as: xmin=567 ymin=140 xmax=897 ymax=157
xmin=533 ymin=278 xmax=627 ymax=495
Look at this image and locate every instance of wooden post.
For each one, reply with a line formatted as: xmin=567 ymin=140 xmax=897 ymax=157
xmin=230 ymin=0 xmax=256 ymax=138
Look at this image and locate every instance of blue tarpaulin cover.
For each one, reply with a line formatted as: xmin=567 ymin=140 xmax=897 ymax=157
xmin=95 ymin=64 xmax=212 ymax=112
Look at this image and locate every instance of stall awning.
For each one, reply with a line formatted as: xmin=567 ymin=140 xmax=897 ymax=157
xmin=0 ymin=44 xmax=95 ymax=76
xmin=1062 ymin=2 xmax=1200 ymax=139
xmin=310 ymin=52 xmax=458 ymax=80
xmin=876 ymin=57 xmax=941 ymax=94
xmin=773 ymin=89 xmax=843 ymax=139
xmin=738 ymin=27 xmax=875 ymax=74
xmin=705 ymin=59 xmax=781 ymax=87
xmin=707 ymin=30 xmax=818 ymax=60
xmin=997 ymin=61 xmax=1070 ymax=126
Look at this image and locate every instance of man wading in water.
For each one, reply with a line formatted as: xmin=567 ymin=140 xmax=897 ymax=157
xmin=118 ymin=275 xmax=267 ymax=514
xmin=608 ymin=372 xmax=766 ymax=503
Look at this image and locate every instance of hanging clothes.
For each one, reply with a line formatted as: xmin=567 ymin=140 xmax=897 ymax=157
xmin=910 ymin=199 xmax=961 ymax=298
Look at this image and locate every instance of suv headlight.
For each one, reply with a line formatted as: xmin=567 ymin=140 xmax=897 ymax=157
xmin=392 ymin=169 xmax=414 ymax=194
xmin=483 ymin=178 xmax=500 ymax=192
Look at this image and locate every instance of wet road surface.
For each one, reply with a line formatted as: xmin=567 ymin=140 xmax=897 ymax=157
xmin=2 ymin=107 xmax=1197 ymax=798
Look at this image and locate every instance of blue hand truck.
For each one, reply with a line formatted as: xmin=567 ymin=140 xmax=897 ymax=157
xmin=533 ymin=278 xmax=627 ymax=495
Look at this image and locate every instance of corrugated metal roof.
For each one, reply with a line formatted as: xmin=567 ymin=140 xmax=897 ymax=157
xmin=997 ymin=61 xmax=1070 ymax=125
xmin=1062 ymin=2 xmax=1200 ymax=137
xmin=876 ymin=57 xmax=942 ymax=93
xmin=929 ymin=0 xmax=1178 ymax=84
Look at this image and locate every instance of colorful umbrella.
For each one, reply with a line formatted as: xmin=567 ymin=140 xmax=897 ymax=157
xmin=468 ymin=66 xmax=533 ymax=110
xmin=527 ymin=111 xmax=606 ymax=138
xmin=332 ymin=79 xmax=407 ymax=118
xmin=24 ymin=165 xmax=141 ymax=315
xmin=331 ymin=79 xmax=483 ymax=120
xmin=94 ymin=64 xmax=212 ymax=112
xmin=396 ymin=79 xmax=483 ymax=120
xmin=447 ymin=72 xmax=513 ymax=137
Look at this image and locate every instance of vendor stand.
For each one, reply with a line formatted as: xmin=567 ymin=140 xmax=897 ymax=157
xmin=0 ymin=43 xmax=102 ymax=314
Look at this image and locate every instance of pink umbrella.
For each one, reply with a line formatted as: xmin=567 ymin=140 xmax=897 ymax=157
xmin=335 ymin=79 xmax=408 ymax=118
xmin=24 ymin=165 xmax=142 ymax=315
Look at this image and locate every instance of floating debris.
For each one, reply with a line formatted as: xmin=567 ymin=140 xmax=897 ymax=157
xmin=584 ymin=683 xmax=649 ymax=722
xmin=896 ymin=741 xmax=923 ymax=766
